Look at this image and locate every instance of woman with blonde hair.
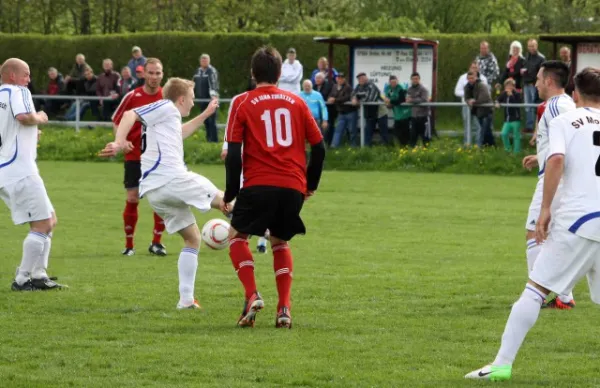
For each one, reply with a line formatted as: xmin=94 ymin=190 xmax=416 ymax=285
xmin=496 ymin=41 xmax=526 ymax=92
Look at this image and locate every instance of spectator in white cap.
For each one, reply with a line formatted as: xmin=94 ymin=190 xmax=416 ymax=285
xmin=127 ymin=46 xmax=146 ymax=81
xmin=278 ymin=47 xmax=303 ymax=94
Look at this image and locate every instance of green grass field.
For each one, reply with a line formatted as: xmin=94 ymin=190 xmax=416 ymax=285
xmin=1 ymin=162 xmax=600 ymax=388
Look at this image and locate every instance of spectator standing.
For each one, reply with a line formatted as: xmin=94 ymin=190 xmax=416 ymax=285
xmin=560 ymin=46 xmax=574 ymax=95
xmin=278 ymin=48 xmax=303 ymax=94
xmin=64 ymin=53 xmax=86 ymax=95
xmin=351 ymin=72 xmax=389 ymax=146
xmin=328 ymin=72 xmax=357 ymax=148
xmin=476 ymin=41 xmax=500 ymax=89
xmin=314 ymin=72 xmax=335 ymax=141
xmin=96 ymin=58 xmax=121 ymax=121
xmin=406 ymin=72 xmax=430 ymax=147
xmin=300 ymin=79 xmax=328 ymax=133
xmin=128 ymin=46 xmax=147 ymax=81
xmin=311 ymin=57 xmax=338 ymax=84
xmin=497 ymin=41 xmax=526 ymax=91
xmin=522 ymin=39 xmax=546 ymax=131
xmin=385 ymin=75 xmax=411 ymax=146
xmin=496 ymin=78 xmax=522 ymax=153
xmin=192 ymin=53 xmax=219 ymax=142
xmin=63 ymin=65 xmax=100 ymax=121
xmin=464 ymin=71 xmax=495 ymax=147
xmin=42 ymin=67 xmax=65 ymax=116
xmin=135 ymin=66 xmax=145 ymax=87
xmin=117 ymin=67 xmax=137 ymax=100
xmin=455 ymin=61 xmax=487 ymax=144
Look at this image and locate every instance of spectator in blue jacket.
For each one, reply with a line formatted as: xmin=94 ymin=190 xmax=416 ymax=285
xmin=300 ymin=79 xmax=328 ymax=133
xmin=311 ymin=57 xmax=338 ymax=85
xmin=127 ymin=46 xmax=147 ymax=81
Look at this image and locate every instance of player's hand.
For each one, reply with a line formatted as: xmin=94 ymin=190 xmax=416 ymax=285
xmin=305 ymin=191 xmax=315 ymax=201
xmin=535 ymin=207 xmax=551 ymax=244
xmin=204 ymin=99 xmax=219 ymax=116
xmin=36 ymin=111 xmax=48 ymax=125
xmin=220 ymin=149 xmax=228 ymax=161
xmin=219 ymin=199 xmax=232 ymax=215
xmin=98 ymin=142 xmax=122 ymax=158
xmin=122 ymin=141 xmax=134 ymax=154
xmin=522 ymin=154 xmax=538 ymax=170
xmin=529 ymin=134 xmax=537 ymax=147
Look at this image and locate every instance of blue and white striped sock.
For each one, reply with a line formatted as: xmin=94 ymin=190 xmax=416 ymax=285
xmin=17 ymin=232 xmax=48 ymax=285
xmin=178 ymin=247 xmax=199 ymax=305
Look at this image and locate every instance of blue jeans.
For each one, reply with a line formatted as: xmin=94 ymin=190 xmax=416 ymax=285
xmin=524 ymin=84 xmax=537 ymax=129
xmin=462 ymin=105 xmax=481 ymax=144
xmin=332 ymin=111 xmax=357 ymax=148
xmin=65 ymin=101 xmax=100 ymax=121
xmin=476 ymin=113 xmax=495 ymax=147
xmin=364 ymin=116 xmax=390 ymax=146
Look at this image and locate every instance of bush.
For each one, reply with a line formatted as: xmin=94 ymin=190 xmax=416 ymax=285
xmin=37 ymin=127 xmax=537 ymax=176
xmin=0 ymin=32 xmax=560 ymax=106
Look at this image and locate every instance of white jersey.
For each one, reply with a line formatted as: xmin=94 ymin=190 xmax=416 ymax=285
xmin=547 ymin=107 xmax=600 ymax=242
xmin=134 ymin=99 xmax=188 ymax=197
xmin=537 ymin=93 xmax=576 ymax=176
xmin=0 ymin=85 xmax=38 ymax=188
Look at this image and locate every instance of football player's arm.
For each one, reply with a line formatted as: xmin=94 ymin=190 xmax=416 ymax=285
xmin=114 ymin=110 xmax=140 ymax=149
xmin=224 ymin=142 xmax=243 ymax=203
xmin=305 ymin=105 xmax=326 ymax=195
xmin=12 ymin=88 xmax=47 ymax=126
xmin=182 ymin=99 xmax=219 ymax=139
xmin=541 ymin=121 xmax=567 ymax=211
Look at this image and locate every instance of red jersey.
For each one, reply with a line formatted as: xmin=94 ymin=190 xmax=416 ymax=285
xmin=112 ymin=86 xmax=163 ymax=161
xmin=537 ymin=101 xmax=546 ymax=123
xmin=225 ymin=85 xmax=323 ymax=194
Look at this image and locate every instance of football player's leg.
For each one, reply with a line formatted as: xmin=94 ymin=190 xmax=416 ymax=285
xmin=149 ymin=212 xmax=167 ymax=256
xmin=32 ymin=211 xmax=57 ymax=281
xmin=176 ymin=222 xmax=201 ymax=309
xmin=123 ymin=188 xmax=139 ymax=255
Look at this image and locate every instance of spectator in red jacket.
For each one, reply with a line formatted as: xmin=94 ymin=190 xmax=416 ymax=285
xmin=42 ymin=67 xmax=65 ymax=116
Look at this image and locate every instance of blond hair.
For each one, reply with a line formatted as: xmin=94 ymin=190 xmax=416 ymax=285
xmin=503 ymin=78 xmax=516 ymax=87
xmin=144 ymin=57 xmax=163 ymax=70
xmin=163 ymin=77 xmax=194 ymax=102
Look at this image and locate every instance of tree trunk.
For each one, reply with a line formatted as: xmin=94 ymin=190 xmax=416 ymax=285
xmin=15 ymin=0 xmax=21 ymax=33
xmin=80 ymin=0 xmax=91 ymax=34
xmin=113 ymin=0 xmax=122 ymax=33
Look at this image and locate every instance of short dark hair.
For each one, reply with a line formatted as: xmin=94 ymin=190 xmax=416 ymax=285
xmin=467 ymin=71 xmax=476 ymax=77
xmin=411 ymin=72 xmax=420 ymax=78
xmin=251 ymin=46 xmax=282 ymax=85
xmin=575 ymin=67 xmax=600 ymax=102
xmin=541 ymin=60 xmax=569 ymax=88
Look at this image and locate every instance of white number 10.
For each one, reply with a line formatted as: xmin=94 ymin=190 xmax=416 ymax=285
xmin=261 ymin=108 xmax=293 ymax=147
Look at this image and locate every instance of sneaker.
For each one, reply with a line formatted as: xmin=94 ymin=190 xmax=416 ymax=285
xmin=542 ymin=296 xmax=576 ymax=310
xmin=177 ymin=299 xmax=201 ymax=310
xmin=149 ymin=243 xmax=167 ymax=256
xmin=275 ymin=306 xmax=292 ymax=329
xmin=237 ymin=291 xmax=265 ymax=328
xmin=464 ymin=364 xmax=512 ymax=381
xmin=122 ymin=248 xmax=135 ymax=256
xmin=31 ymin=277 xmax=68 ymax=290
xmin=11 ymin=279 xmax=35 ymax=291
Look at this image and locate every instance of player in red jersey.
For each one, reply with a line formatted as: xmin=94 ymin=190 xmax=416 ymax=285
xmin=112 ymin=58 xmax=167 ymax=256
xmin=221 ymin=46 xmax=326 ymax=329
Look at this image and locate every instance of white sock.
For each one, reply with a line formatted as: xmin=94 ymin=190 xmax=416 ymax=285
xmin=558 ymin=292 xmax=574 ymax=303
xmin=32 ymin=232 xmax=52 ymax=280
xmin=257 ymin=236 xmax=267 ymax=247
xmin=16 ymin=232 xmax=48 ymax=285
xmin=178 ymin=248 xmax=199 ymax=305
xmin=492 ymin=285 xmax=546 ymax=366
xmin=526 ymin=239 xmax=542 ymax=274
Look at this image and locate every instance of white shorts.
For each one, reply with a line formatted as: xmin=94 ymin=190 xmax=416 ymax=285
xmin=530 ymin=226 xmax=600 ymax=304
xmin=525 ymin=177 xmax=544 ymax=231
xmin=145 ymin=172 xmax=220 ymax=234
xmin=0 ymin=175 xmax=54 ymax=225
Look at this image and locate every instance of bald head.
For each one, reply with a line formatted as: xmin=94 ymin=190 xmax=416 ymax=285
xmin=302 ymin=79 xmax=313 ymax=93
xmin=1 ymin=58 xmax=30 ymax=86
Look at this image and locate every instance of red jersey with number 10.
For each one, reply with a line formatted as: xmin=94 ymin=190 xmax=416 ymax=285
xmin=225 ymin=85 xmax=323 ymax=194
xmin=112 ymin=86 xmax=163 ymax=161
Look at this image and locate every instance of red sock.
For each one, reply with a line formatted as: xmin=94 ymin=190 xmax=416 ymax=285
xmin=123 ymin=201 xmax=139 ymax=249
xmin=152 ymin=212 xmax=165 ymax=244
xmin=229 ymin=238 xmax=257 ymax=300
xmin=273 ymin=242 xmax=293 ymax=310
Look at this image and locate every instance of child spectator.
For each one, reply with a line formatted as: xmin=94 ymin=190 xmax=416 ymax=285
xmin=496 ymin=78 xmax=522 ymax=153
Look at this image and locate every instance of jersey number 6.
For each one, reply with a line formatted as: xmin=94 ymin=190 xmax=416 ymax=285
xmin=261 ymin=108 xmax=293 ymax=148
xmin=140 ymin=124 xmax=147 ymax=154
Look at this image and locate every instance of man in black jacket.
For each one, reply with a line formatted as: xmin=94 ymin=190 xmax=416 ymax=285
xmin=314 ymin=72 xmax=335 ymax=144
xmin=327 ymin=73 xmax=357 ymax=148
xmin=523 ymin=39 xmax=545 ymax=131
xmin=192 ymin=54 xmax=219 ymax=142
xmin=464 ymin=71 xmax=495 ymax=147
xmin=352 ymin=72 xmax=388 ymax=146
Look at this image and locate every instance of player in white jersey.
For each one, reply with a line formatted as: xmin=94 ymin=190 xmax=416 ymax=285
xmin=99 ymin=77 xmax=227 ymax=309
xmin=221 ymin=138 xmax=269 ymax=253
xmin=466 ymin=67 xmax=600 ymax=381
xmin=0 ymin=58 xmax=66 ymax=291
xmin=521 ymin=61 xmax=576 ymax=308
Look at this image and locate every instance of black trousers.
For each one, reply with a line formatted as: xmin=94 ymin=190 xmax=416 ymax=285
xmin=410 ymin=116 xmax=428 ymax=147
xmin=393 ymin=118 xmax=411 ymax=147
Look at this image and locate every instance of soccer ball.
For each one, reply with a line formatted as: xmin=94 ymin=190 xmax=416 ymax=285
xmin=201 ymin=219 xmax=231 ymax=250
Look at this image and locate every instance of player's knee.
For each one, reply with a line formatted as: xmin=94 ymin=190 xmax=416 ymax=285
xmin=228 ymin=226 xmax=247 ymax=241
xmin=270 ymin=236 xmax=287 ymax=247
xmin=126 ymin=189 xmax=140 ymax=204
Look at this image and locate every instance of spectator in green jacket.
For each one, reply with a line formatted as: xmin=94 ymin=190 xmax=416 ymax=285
xmin=384 ymin=75 xmax=411 ymax=146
